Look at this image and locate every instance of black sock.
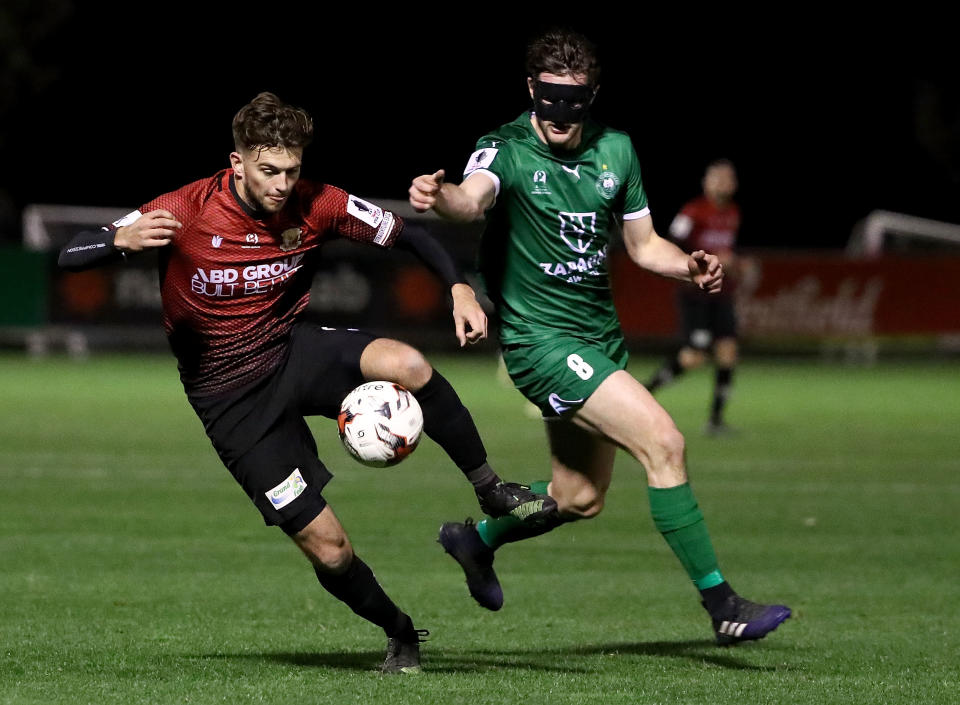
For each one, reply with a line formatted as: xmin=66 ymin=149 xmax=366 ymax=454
xmin=314 ymin=555 xmax=414 ymax=638
xmin=414 ymin=370 xmax=494 ymax=480
xmin=700 ymin=580 xmax=736 ymax=615
xmin=711 ymin=367 xmax=734 ymax=424
xmin=647 ymin=356 xmax=685 ymax=392
xmin=465 ymin=463 xmax=499 ymax=496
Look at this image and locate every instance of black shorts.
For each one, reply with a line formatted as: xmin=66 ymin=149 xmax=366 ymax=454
xmin=678 ymin=290 xmax=738 ymax=350
xmin=188 ymin=323 xmax=377 ymax=535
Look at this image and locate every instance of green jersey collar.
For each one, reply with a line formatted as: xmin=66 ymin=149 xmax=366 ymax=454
xmin=516 ymin=111 xmax=603 ymax=159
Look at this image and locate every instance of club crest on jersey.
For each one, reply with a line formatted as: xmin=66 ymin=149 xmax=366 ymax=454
xmin=595 ymin=171 xmax=620 ymax=200
xmin=558 ymin=211 xmax=597 ymax=254
xmin=279 ymin=227 xmax=302 ymax=252
xmin=531 ymin=170 xmax=551 ymax=195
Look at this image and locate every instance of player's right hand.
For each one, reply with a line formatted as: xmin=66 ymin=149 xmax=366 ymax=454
xmin=113 ymin=209 xmax=181 ymax=252
xmin=450 ymin=282 xmax=488 ymax=347
xmin=689 ymin=249 xmax=724 ymax=293
xmin=409 ymin=170 xmax=445 ymax=213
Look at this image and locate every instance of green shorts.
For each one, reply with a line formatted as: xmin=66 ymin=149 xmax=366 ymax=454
xmin=501 ymin=334 xmax=629 ymax=418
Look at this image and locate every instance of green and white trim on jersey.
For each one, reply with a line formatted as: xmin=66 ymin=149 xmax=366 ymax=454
xmin=464 ymin=112 xmax=650 ymax=346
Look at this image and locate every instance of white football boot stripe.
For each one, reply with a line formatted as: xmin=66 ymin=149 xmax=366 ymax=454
xmin=719 ymin=621 xmax=748 ymax=637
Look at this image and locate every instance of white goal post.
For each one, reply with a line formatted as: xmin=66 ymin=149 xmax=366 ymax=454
xmin=847 ymin=210 xmax=960 ymax=257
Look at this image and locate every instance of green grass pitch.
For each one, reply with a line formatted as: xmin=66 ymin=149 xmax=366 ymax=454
xmin=1 ymin=352 xmax=957 ymax=704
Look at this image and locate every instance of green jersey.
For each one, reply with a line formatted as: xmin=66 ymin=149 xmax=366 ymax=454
xmin=465 ymin=113 xmax=650 ymax=345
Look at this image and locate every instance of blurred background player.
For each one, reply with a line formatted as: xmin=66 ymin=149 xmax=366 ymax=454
xmin=409 ymin=29 xmax=790 ymax=645
xmin=58 ymin=92 xmax=551 ymax=674
xmin=646 ymin=159 xmax=742 ymax=435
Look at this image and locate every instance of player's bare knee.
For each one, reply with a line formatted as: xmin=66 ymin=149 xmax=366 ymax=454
xmin=293 ymin=528 xmax=353 ymax=574
xmin=679 ymin=348 xmax=706 ymax=370
xmin=307 ymin=539 xmax=354 ymax=574
xmin=361 ymin=339 xmax=432 ymax=390
xmin=390 ymin=345 xmax=433 ymax=391
xmin=630 ymin=422 xmax=686 ymax=479
xmin=656 ymin=425 xmax=686 ymax=470
xmin=556 ymin=487 xmax=605 ymax=520
xmin=407 ymin=352 xmax=434 ymax=390
xmin=637 ymin=424 xmax=687 ymax=484
xmin=715 ymin=340 xmax=738 ymax=367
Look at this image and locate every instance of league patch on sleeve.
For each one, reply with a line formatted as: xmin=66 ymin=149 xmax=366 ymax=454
xmin=347 ymin=196 xmax=384 ymax=228
xmin=373 ymin=211 xmax=396 ymax=246
xmin=111 ymin=210 xmax=143 ymax=228
xmin=463 ymin=148 xmax=499 ymax=176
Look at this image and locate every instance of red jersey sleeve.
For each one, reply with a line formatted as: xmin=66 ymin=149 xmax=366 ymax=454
xmin=301 ymin=185 xmax=404 ymax=248
xmin=680 ymin=200 xmax=701 ymax=220
xmin=140 ymin=174 xmax=223 ymax=230
xmin=104 ymin=174 xmax=223 ymax=233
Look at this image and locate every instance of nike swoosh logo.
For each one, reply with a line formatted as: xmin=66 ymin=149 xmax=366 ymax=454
xmin=548 ymin=393 xmax=585 ymax=415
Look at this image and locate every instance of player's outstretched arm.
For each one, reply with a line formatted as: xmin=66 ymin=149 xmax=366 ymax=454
xmin=392 ymin=223 xmax=487 ymax=346
xmin=58 ymin=209 xmax=181 ymax=271
xmin=409 ymin=171 xmax=495 ymax=222
xmin=622 ymin=215 xmax=723 ymax=292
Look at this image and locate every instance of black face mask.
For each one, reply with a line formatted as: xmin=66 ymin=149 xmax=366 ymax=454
xmin=532 ymin=80 xmax=595 ymax=124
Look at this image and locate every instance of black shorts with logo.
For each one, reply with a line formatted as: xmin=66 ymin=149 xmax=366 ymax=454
xmin=188 ymin=323 xmax=376 ymax=535
xmin=678 ymin=289 xmax=738 ymax=350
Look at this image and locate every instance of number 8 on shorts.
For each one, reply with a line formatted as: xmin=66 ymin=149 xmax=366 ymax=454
xmin=567 ymin=353 xmax=594 ymax=380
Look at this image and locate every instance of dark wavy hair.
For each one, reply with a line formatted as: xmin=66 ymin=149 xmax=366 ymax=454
xmin=525 ymin=28 xmax=601 ymax=87
xmin=232 ymin=92 xmax=314 ymax=153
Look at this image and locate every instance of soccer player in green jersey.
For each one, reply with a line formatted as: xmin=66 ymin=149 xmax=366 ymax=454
xmin=409 ymin=28 xmax=790 ymax=645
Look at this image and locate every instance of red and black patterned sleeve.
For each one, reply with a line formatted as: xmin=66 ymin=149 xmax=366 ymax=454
xmin=302 ymin=183 xmax=464 ymax=290
xmin=58 ymin=174 xmax=221 ymax=271
xmin=140 ymin=174 xmax=222 ymax=231
xmin=319 ymin=186 xmax=404 ymax=247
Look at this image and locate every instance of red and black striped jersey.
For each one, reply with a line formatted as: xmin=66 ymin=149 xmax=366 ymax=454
xmin=122 ymin=170 xmax=403 ymax=396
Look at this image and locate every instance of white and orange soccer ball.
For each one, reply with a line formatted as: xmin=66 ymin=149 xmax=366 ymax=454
xmin=337 ymin=381 xmax=423 ymax=467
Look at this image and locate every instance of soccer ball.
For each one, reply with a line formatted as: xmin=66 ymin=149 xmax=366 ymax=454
xmin=337 ymin=381 xmax=423 ymax=467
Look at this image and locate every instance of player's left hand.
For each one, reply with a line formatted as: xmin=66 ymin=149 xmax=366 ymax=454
xmin=450 ymin=283 xmax=488 ymax=347
xmin=689 ymin=250 xmax=723 ymax=293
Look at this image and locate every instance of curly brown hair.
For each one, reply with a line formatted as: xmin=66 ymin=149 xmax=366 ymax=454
xmin=525 ymin=28 xmax=600 ymax=87
xmin=231 ymin=92 xmax=314 ymax=153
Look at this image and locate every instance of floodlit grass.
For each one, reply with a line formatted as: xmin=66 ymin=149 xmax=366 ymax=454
xmin=1 ymin=352 xmax=957 ymax=704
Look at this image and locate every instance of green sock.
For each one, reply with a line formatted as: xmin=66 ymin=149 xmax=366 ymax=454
xmin=476 ymin=480 xmax=554 ymax=549
xmin=647 ymin=483 xmax=724 ymax=589
xmin=528 ymin=480 xmax=550 ymax=495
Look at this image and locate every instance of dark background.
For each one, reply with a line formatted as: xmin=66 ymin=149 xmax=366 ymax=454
xmin=2 ymin=4 xmax=957 ymax=250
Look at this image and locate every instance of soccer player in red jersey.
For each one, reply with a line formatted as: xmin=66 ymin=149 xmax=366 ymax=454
xmin=646 ymin=159 xmax=743 ymax=435
xmin=58 ymin=92 xmax=553 ymax=674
